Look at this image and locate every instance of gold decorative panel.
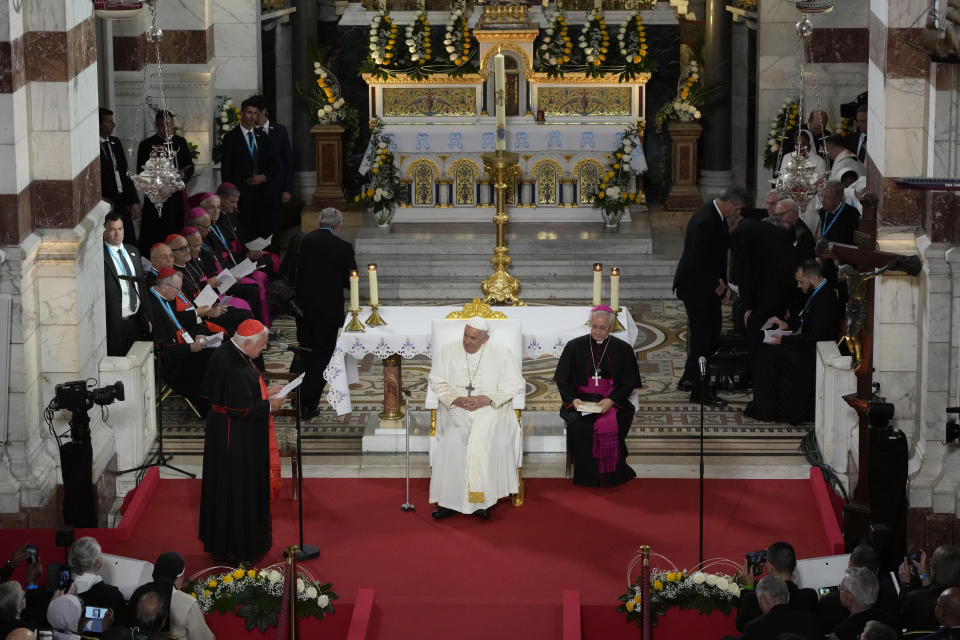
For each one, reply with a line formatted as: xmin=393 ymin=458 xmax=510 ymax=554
xmin=536 ymin=165 xmax=558 ymax=205
xmin=538 ymin=87 xmax=632 ymax=117
xmin=578 ymin=163 xmax=601 ymax=205
xmin=383 ymin=87 xmax=477 ymax=117
xmin=454 ymin=165 xmax=476 ymax=206
xmin=413 ymin=163 xmax=435 ymax=205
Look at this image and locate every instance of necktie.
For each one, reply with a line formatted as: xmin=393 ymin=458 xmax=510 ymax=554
xmin=247 ymin=131 xmax=259 ymax=174
xmin=116 ymin=248 xmax=138 ymax=313
xmin=102 ymin=140 xmax=124 ymax=192
xmin=858 ymin=134 xmax=866 ymax=162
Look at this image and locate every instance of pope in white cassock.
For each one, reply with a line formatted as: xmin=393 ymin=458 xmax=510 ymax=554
xmin=429 ymin=317 xmax=525 ymax=520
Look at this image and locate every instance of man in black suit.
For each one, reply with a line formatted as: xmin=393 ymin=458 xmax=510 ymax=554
xmin=103 ymin=210 xmax=150 ymax=357
xmin=736 ymin=540 xmax=819 ymax=632
xmin=294 ymin=207 xmax=357 ymax=419
xmin=830 ymin=567 xmax=899 ymax=640
xmin=740 ymin=575 xmax=822 ymax=640
xmin=773 ymin=197 xmax=815 ymax=266
xmin=917 ymin=587 xmax=960 ymax=639
xmin=220 ymin=97 xmax=273 ymax=241
xmin=817 ymin=180 xmax=859 ymax=244
xmin=744 ymin=259 xmax=841 ymax=424
xmin=253 ymin=96 xmax=295 ymax=244
xmin=673 ymin=184 xmax=747 ymax=405
xmin=843 ymin=104 xmax=868 ymax=163
xmin=68 ymin=536 xmax=127 ymax=624
xmin=136 ymin=110 xmax=195 ymax=254
xmin=99 ymin=108 xmax=141 ymax=244
xmin=729 ymin=216 xmax=796 ymax=340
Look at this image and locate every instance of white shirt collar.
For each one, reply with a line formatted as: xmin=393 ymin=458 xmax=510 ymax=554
xmin=74 ymin=572 xmax=103 ymax=594
xmin=240 ymin=124 xmax=256 ymax=136
xmin=260 ymin=119 xmax=270 ymax=132
xmin=712 ymin=200 xmax=724 ymax=220
xmin=100 ymin=136 xmax=110 ymax=144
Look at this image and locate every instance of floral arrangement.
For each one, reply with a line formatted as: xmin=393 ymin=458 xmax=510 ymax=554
xmin=616 ymin=11 xmax=652 ymax=80
xmin=618 ymin=567 xmax=741 ymax=627
xmin=836 ymin=115 xmax=852 ymax=137
xmin=354 ymin=119 xmax=402 ymax=225
xmin=443 ymin=0 xmax=474 ymax=68
xmin=579 ymin=8 xmax=610 ymax=76
xmin=366 ymin=11 xmax=401 ymax=73
xmin=213 ymin=96 xmax=240 ymax=164
xmin=764 ymin=95 xmax=800 ymax=169
xmin=654 ymin=59 xmax=705 ymax=133
xmin=587 ymin=124 xmax=644 ymax=226
xmin=297 ymin=50 xmax=360 ymax=154
xmin=405 ymin=9 xmax=432 ymax=66
xmin=536 ymin=9 xmax=573 ymax=77
xmin=736 ymin=0 xmax=757 ymax=10
xmin=184 ymin=565 xmax=337 ymax=632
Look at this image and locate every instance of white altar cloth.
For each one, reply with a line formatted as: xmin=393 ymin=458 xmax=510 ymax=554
xmin=322 ymin=305 xmax=638 ymax=415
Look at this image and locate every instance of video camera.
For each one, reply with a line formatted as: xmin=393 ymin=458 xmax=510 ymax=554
xmin=746 ymin=550 xmax=767 ymax=576
xmin=52 ymin=380 xmax=124 ymax=414
xmin=868 ymin=400 xmax=895 ymax=430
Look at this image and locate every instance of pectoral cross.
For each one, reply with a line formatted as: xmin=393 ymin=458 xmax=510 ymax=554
xmin=592 ymin=370 xmax=601 ymax=386
xmin=465 ymin=381 xmax=475 ymax=396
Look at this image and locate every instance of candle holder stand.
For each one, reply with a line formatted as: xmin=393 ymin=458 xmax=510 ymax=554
xmin=366 ymin=304 xmax=386 ymax=327
xmin=612 ymin=306 xmax=625 ymax=332
xmin=480 ymin=150 xmax=524 ymax=306
xmin=345 ymin=308 xmax=366 ymax=332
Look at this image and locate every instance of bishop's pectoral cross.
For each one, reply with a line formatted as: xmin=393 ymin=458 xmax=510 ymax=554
xmin=465 ymin=381 xmax=475 ymax=397
xmin=821 ymin=194 xmax=921 ymax=552
xmin=591 ymin=370 xmax=601 ymax=386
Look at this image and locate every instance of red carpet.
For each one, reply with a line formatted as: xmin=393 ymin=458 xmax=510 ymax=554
xmin=2 ymin=474 xmax=836 ymax=639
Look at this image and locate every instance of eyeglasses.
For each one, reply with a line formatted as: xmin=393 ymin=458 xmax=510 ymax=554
xmin=172 ymin=246 xmax=189 ymax=252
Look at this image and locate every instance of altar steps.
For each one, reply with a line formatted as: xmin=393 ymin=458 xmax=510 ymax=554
xmin=351 ymin=214 xmax=681 ymax=301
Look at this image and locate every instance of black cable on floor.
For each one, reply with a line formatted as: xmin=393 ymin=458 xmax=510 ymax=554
xmin=800 ymin=430 xmax=849 ymax=503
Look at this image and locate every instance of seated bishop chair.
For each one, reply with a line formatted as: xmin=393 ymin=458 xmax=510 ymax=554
xmin=425 ymin=318 xmax=526 ymax=506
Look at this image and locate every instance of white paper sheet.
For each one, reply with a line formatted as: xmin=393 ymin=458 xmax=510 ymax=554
xmin=245 ymin=235 xmax=272 ymax=251
xmin=215 ymin=269 xmax=237 ymax=294
xmin=230 ymin=258 xmax=256 ymax=280
xmin=762 ymin=329 xmax=793 ymax=344
xmin=270 ymin=372 xmax=305 ymax=399
xmin=202 ymin=332 xmax=224 ymax=349
xmin=194 ymin=285 xmax=219 ymax=308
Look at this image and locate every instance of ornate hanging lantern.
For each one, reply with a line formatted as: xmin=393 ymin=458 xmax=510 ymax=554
xmin=129 ymin=147 xmax=184 ymax=206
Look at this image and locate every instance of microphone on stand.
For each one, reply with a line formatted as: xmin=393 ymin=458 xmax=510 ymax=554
xmin=268 ymin=342 xmax=313 ymax=353
xmin=698 ymin=356 xmax=707 ymax=378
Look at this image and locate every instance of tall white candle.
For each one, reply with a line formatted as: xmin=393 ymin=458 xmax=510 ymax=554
xmin=592 ymin=263 xmax=602 ymax=306
xmin=610 ymin=266 xmax=620 ymax=311
xmin=350 ymin=270 xmax=360 ymax=310
xmin=593 ymin=0 xmax=601 ymax=10
xmin=494 ymin=50 xmax=506 ymax=151
xmin=367 ymin=264 xmax=379 ymax=307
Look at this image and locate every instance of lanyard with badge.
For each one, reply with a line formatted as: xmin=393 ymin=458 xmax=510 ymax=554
xmin=799 ymin=279 xmax=828 ymax=328
xmin=150 ymin=288 xmax=194 ymax=344
xmin=821 ymin=202 xmax=845 ymax=238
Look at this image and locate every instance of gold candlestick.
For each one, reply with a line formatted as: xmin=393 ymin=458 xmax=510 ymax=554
xmin=366 ymin=304 xmax=386 ymax=326
xmin=612 ymin=306 xmax=625 ymax=332
xmin=345 ymin=308 xmax=365 ymax=332
xmin=480 ymin=149 xmax=524 ymax=306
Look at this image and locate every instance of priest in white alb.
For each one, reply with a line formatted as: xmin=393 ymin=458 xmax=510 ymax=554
xmin=429 ymin=317 xmax=525 ymax=520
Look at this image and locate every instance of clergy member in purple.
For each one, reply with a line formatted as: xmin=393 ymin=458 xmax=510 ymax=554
xmin=553 ymin=305 xmax=642 ymax=486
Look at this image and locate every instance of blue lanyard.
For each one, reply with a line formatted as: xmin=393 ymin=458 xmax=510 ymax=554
xmin=211 ymin=224 xmax=229 ymax=250
xmin=106 ymin=243 xmax=130 ymax=275
xmin=243 ymin=129 xmax=256 ymax=157
xmin=821 ymin=203 xmax=845 ymax=238
xmin=799 ymin=279 xmax=828 ymax=325
xmin=150 ymin=288 xmax=184 ymax=332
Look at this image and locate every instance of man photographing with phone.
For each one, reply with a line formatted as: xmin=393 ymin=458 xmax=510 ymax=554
xmin=735 ymin=541 xmax=818 ymax=632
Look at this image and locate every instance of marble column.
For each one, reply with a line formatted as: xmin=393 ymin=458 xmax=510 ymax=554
xmin=699 ymin=0 xmax=734 ymax=199
xmin=292 ymin=0 xmax=319 ymax=203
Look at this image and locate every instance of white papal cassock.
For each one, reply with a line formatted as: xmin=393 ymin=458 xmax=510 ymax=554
xmin=429 ymin=340 xmax=525 ymax=513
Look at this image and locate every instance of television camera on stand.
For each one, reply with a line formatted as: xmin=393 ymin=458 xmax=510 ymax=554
xmin=46 ymin=380 xmax=124 ymax=527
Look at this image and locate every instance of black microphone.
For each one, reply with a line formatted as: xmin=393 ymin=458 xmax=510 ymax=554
xmin=268 ymin=342 xmax=312 ymax=353
xmin=698 ymin=356 xmax=707 ymax=378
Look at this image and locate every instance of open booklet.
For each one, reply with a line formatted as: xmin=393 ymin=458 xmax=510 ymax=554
xmin=760 ymin=319 xmax=793 ymax=344
xmin=245 ymin=235 xmax=272 ymax=251
xmin=269 ymin=373 xmax=305 ymax=399
xmin=578 ymin=401 xmax=604 ymax=415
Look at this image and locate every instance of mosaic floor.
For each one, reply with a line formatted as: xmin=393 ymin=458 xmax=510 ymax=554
xmin=157 ymin=300 xmax=811 ymax=459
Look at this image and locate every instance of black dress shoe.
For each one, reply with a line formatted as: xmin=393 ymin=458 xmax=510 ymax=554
xmin=300 ymin=404 xmax=320 ymax=421
xmin=676 ymin=379 xmax=696 ymax=392
xmin=472 ymin=508 xmax=490 ymax=520
xmin=432 ymin=506 xmax=456 ymax=520
xmin=689 ymin=392 xmax=727 ymax=407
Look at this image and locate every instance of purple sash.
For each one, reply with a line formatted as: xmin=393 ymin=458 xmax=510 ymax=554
xmin=576 ymin=377 xmax=618 ymax=475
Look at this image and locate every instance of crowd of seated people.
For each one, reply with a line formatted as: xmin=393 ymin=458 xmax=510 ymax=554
xmin=1 ymin=540 xmax=215 ymax=640
xmin=719 ymin=540 xmax=960 ymax=640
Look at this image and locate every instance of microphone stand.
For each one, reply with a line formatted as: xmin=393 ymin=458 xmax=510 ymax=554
xmin=293 ymin=388 xmax=320 ymax=561
xmin=698 ymin=358 xmax=706 ymax=568
xmin=400 ymin=387 xmax=415 ymax=512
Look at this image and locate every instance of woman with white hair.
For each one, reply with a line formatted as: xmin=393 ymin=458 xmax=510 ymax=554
xmin=47 ymin=594 xmax=82 ymax=640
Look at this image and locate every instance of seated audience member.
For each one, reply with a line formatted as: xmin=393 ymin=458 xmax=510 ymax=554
xmin=132 ymin=590 xmax=171 ymax=639
xmin=68 ymin=537 xmax=125 ymax=620
xmin=47 ymin=593 xmax=83 ymax=640
xmin=0 ymin=582 xmax=26 ymax=637
xmin=900 ymin=546 xmax=960 ymax=632
xmin=740 ymin=575 xmax=821 ymax=640
xmin=145 ymin=268 xmax=215 ymax=415
xmin=214 ymin=184 xmax=281 ymax=275
xmin=917 ymin=586 xmax=960 ymax=639
xmin=860 ymin=620 xmax=900 ymax=640
xmin=744 ymin=259 xmax=842 ymax=424
xmin=146 ymin=243 xmax=174 ymax=288
xmin=6 ymin=628 xmax=37 ymax=640
xmin=736 ymin=541 xmax=818 ymax=631
xmin=128 ymin=552 xmax=212 ymax=640
xmin=818 ymin=544 xmax=901 ymax=633
xmin=817 ymin=180 xmax=860 ymax=244
xmin=830 ymin=567 xmax=897 ymax=640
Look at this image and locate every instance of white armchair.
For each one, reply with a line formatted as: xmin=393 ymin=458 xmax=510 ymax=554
xmin=425 ymin=318 xmax=526 ymax=505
